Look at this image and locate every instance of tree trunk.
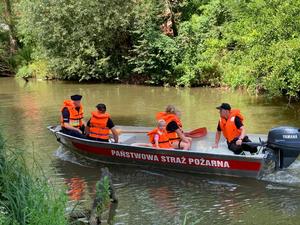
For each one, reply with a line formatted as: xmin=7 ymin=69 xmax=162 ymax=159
xmin=166 ymin=0 xmax=178 ymax=37
xmin=3 ymin=0 xmax=17 ymax=55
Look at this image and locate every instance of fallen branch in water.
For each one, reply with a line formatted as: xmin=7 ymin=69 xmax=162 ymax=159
xmin=89 ymin=167 xmax=118 ymax=225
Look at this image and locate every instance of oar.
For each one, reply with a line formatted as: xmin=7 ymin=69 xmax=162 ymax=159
xmin=115 ymin=127 xmax=207 ymax=138
xmin=184 ymin=127 xmax=207 ymax=138
xmin=114 ymin=129 xmax=149 ymax=134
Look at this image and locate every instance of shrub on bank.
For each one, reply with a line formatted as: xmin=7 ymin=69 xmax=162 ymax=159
xmin=0 ymin=133 xmax=68 ymax=225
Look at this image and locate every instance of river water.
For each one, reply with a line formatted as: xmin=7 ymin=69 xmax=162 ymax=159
xmin=1 ymin=77 xmax=300 ymax=224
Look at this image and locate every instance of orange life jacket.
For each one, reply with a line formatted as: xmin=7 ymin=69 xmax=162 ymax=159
xmin=147 ymin=128 xmax=172 ymax=149
xmin=219 ymin=109 xmax=244 ymax=143
xmin=60 ymin=100 xmax=84 ymax=128
xmin=88 ymin=111 xmax=110 ymax=140
xmin=156 ymin=112 xmax=182 ymax=142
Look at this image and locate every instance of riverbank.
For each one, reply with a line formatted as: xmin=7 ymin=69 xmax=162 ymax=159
xmin=0 ymin=132 xmax=68 ymax=225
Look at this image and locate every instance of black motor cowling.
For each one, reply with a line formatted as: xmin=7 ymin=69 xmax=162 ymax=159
xmin=267 ymin=126 xmax=300 ymax=168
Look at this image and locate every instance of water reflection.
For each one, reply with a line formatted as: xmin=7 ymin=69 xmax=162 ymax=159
xmin=52 ymin=156 xmax=300 ymax=224
xmin=65 ymin=177 xmax=86 ymax=201
xmin=1 ymin=77 xmax=300 ymax=224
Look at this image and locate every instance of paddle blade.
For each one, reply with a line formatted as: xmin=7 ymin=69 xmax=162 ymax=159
xmin=188 ymin=127 xmax=207 ymax=135
xmin=185 ymin=127 xmax=207 ymax=138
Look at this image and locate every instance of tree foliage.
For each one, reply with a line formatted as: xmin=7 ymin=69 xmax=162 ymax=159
xmin=1 ymin=0 xmax=300 ymax=99
xmin=17 ymin=0 xmax=133 ymax=81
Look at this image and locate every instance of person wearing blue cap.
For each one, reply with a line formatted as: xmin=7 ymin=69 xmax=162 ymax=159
xmin=212 ymin=103 xmax=257 ymax=155
xmin=60 ymin=94 xmax=86 ymax=138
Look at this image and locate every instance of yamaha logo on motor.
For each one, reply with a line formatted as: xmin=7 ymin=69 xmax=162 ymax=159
xmin=282 ymin=134 xmax=298 ymax=139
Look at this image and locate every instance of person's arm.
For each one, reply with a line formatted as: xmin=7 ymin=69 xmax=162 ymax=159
xmin=107 ymin=119 xmax=118 ymax=143
xmin=110 ymin=127 xmax=119 ymax=143
xmin=64 ymin=123 xmax=83 ymax=134
xmin=212 ymin=122 xmax=222 ymax=148
xmin=62 ymin=108 xmax=82 ymax=134
xmin=234 ymin=117 xmax=245 ymax=146
xmin=212 ymin=131 xmax=221 ymax=148
xmin=167 ymin=121 xmax=189 ymax=142
xmin=85 ymin=119 xmax=91 ymax=135
xmin=154 ymin=134 xmax=160 ymax=148
xmin=175 ymin=128 xmax=190 ymax=142
xmin=236 ymin=126 xmax=245 ymax=146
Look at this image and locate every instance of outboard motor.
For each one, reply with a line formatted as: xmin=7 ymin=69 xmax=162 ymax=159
xmin=266 ymin=126 xmax=300 ymax=169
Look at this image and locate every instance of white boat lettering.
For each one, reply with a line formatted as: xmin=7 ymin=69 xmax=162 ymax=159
xmin=161 ymin=156 xmax=187 ymax=164
xmin=217 ymin=161 xmax=223 ymax=167
xmin=211 ymin=160 xmax=217 ymax=167
xmin=111 ymin=150 xmax=159 ymax=162
xmin=133 ymin=152 xmax=141 ymax=159
xmin=200 ymin=158 xmax=205 ymax=166
xmin=188 ymin=157 xmax=230 ymax=168
xmin=224 ymin=161 xmax=230 ymax=168
xmin=111 ymin=150 xmax=230 ymax=168
xmin=146 ymin=154 xmax=153 ymax=160
xmin=153 ymin=155 xmax=159 ymax=161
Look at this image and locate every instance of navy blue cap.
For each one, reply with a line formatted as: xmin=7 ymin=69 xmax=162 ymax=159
xmin=216 ymin=103 xmax=231 ymax=110
xmin=70 ymin=94 xmax=82 ymax=101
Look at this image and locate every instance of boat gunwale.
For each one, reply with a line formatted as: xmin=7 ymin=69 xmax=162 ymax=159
xmin=48 ymin=125 xmax=265 ymax=162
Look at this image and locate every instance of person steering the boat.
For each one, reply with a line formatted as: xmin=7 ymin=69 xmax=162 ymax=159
xmin=86 ymin=103 xmax=119 ymax=143
xmin=156 ymin=105 xmax=191 ymax=150
xmin=148 ymin=119 xmax=173 ymax=149
xmin=212 ymin=103 xmax=257 ymax=154
xmin=60 ymin=94 xmax=86 ymax=138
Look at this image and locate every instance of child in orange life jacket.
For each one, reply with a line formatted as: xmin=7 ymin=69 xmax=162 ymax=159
xmin=156 ymin=105 xmax=191 ymax=150
xmin=148 ymin=120 xmax=173 ymax=149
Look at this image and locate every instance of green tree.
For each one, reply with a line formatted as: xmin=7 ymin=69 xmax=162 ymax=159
xmin=17 ymin=0 xmax=134 ymax=81
xmin=127 ymin=0 xmax=180 ymax=85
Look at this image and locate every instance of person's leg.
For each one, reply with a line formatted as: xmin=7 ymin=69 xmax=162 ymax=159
xmin=79 ymin=125 xmax=86 ymax=134
xmin=241 ymin=136 xmax=257 ymax=153
xmin=62 ymin=128 xmax=86 ymax=139
xmin=171 ymin=140 xmax=189 ymax=150
xmin=228 ymin=140 xmax=243 ymax=154
xmin=87 ymin=136 xmax=109 ymax=142
xmin=184 ymin=137 xmax=192 ymax=149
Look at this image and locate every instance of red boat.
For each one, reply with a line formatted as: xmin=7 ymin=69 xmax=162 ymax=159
xmin=48 ymin=125 xmax=300 ymax=179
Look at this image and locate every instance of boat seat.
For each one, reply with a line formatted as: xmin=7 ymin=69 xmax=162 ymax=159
xmin=131 ymin=143 xmax=152 ymax=147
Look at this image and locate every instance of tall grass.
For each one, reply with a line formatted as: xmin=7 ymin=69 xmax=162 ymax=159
xmin=0 ymin=133 xmax=68 ymax=225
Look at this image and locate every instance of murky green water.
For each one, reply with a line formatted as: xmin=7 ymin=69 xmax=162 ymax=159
xmin=1 ymin=77 xmax=300 ymax=224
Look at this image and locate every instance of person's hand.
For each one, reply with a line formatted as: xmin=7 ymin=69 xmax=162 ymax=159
xmin=183 ymin=137 xmax=190 ymax=143
xmin=77 ymin=128 xmax=83 ymax=134
xmin=236 ymin=139 xmax=242 ymax=146
xmin=212 ymin=143 xmax=218 ymax=148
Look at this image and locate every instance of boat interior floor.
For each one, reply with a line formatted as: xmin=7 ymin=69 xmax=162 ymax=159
xmin=118 ymin=131 xmax=265 ymax=158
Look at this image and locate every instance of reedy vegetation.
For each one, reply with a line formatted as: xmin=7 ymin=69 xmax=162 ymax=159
xmin=1 ymin=0 xmax=300 ymax=99
xmin=0 ymin=133 xmax=68 ymax=225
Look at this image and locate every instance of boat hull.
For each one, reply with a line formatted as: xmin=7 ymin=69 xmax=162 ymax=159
xmin=49 ymin=126 xmax=271 ymax=179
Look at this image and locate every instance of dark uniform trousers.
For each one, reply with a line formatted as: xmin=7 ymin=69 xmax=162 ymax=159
xmin=61 ymin=126 xmax=86 ymax=139
xmin=228 ymin=136 xmax=257 ymax=154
